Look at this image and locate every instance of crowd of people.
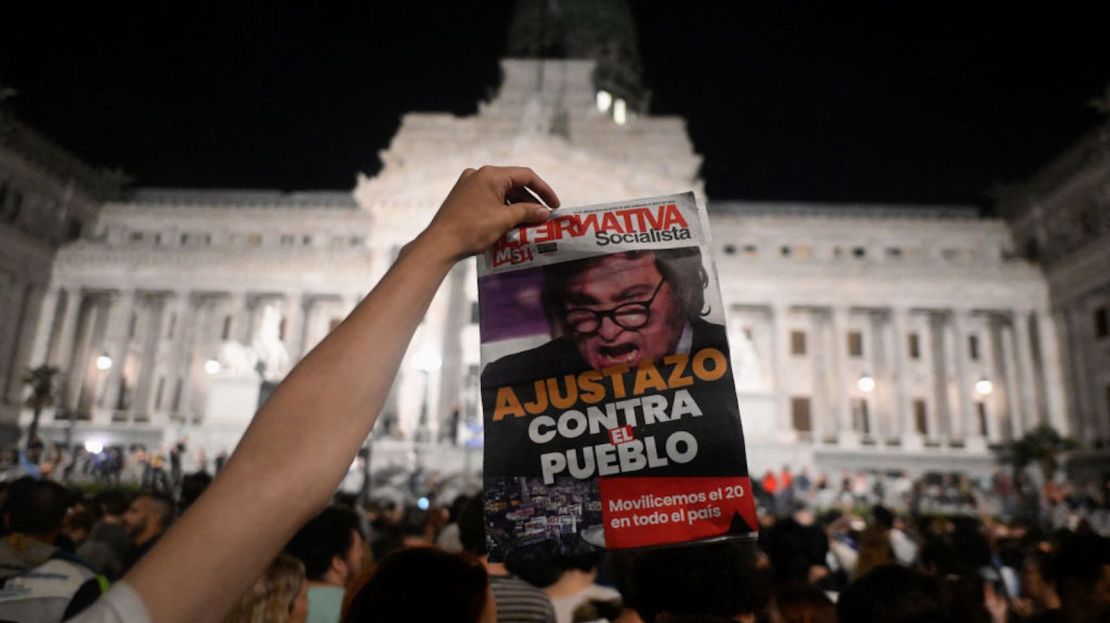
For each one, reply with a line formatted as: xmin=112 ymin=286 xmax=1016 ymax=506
xmin=2 ymin=446 xmax=1108 ymax=622
xmin=1 ymin=167 xmax=1108 ymax=622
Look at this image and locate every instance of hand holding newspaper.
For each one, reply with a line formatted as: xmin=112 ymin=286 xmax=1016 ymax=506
xmin=476 ymin=192 xmax=757 ymax=561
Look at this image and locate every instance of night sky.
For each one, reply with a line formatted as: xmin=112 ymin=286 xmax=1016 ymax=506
xmin=2 ymin=2 xmax=1108 ymax=207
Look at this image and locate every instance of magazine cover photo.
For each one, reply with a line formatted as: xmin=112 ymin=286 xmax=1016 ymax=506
xmin=477 ymin=193 xmax=757 ymax=561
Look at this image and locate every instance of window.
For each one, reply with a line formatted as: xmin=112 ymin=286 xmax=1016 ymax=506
xmin=780 ymin=245 xmax=792 ymax=257
xmin=886 ymin=247 xmax=903 ymax=259
xmin=794 ymin=245 xmax=812 ymax=260
xmin=791 ymin=397 xmax=812 ymax=432
xmin=852 ymin=246 xmax=866 ymax=258
xmin=968 ymin=335 xmax=980 ymax=360
xmin=67 ymin=218 xmax=83 ymax=241
xmin=302 ymin=235 xmax=312 ymax=246
xmin=741 ymin=244 xmax=758 ymax=257
xmin=1095 ymin=307 xmax=1109 ymax=339
xmin=127 ymin=312 xmax=137 ymax=339
xmin=852 ymin=398 xmax=870 ymax=435
xmin=154 ymin=377 xmax=166 ymax=411
xmin=470 ymin=302 xmax=480 ymax=324
xmin=247 ymin=234 xmax=263 ymax=247
xmin=349 ymin=236 xmax=366 ymax=247
xmin=278 ymin=317 xmax=287 ymax=340
xmin=913 ymin=399 xmax=928 ymax=435
xmin=723 ymin=244 xmax=736 ymax=255
xmin=222 ymin=315 xmax=232 ymax=340
xmin=847 ymin=331 xmax=863 ymax=357
xmin=942 ymin=248 xmax=960 ymax=261
xmin=280 ymin=234 xmax=296 ymax=246
xmin=790 ymin=330 xmax=807 ymax=356
xmin=130 ymin=231 xmax=145 ymax=242
xmin=976 ymin=402 xmax=988 ymax=437
xmin=908 ymin=332 xmax=921 ymax=359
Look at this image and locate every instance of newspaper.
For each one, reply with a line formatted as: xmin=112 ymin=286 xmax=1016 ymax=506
xmin=477 ymin=192 xmax=756 ymax=561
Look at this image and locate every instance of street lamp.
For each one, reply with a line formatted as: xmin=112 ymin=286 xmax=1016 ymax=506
xmin=204 ymin=359 xmax=222 ymax=375
xmin=84 ymin=439 xmax=103 ymax=454
xmin=95 ymin=354 xmax=112 ymax=371
xmin=411 ymin=345 xmax=442 ymax=444
xmin=974 ymin=377 xmax=993 ymax=397
xmin=857 ymin=374 xmax=876 ymax=393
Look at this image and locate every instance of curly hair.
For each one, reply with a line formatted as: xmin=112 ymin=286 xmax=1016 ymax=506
xmin=223 ymin=554 xmax=305 ymax=623
xmin=541 ymin=246 xmax=710 ymax=334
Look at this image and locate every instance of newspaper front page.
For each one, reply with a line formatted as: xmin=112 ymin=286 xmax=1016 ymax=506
xmin=477 ymin=192 xmax=756 ymax=561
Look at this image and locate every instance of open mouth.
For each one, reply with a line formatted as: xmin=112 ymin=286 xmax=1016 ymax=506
xmin=596 ymin=343 xmax=640 ymax=365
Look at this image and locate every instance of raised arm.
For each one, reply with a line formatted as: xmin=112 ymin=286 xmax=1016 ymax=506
xmin=121 ymin=167 xmax=559 ymax=623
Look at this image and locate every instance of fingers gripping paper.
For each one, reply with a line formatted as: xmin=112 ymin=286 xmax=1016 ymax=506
xmin=477 ymin=192 xmax=756 ymax=560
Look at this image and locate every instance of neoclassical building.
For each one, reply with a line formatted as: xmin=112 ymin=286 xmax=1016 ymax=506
xmin=1 ymin=59 xmax=1102 ymax=476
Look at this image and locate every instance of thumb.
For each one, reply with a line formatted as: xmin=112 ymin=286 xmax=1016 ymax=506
xmin=506 ymin=202 xmax=552 ymax=226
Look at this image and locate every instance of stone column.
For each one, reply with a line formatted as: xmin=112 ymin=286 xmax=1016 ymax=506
xmin=282 ymin=292 xmax=307 ymax=363
xmin=887 ymin=308 xmax=910 ymax=442
xmin=164 ymin=291 xmax=195 ymax=414
xmin=951 ymin=309 xmax=977 ymax=446
xmin=928 ymin=312 xmax=951 ymax=441
xmin=1064 ymin=306 xmax=1094 ymax=442
xmin=132 ymin=295 xmax=169 ymax=420
xmin=1012 ymin=309 xmax=1039 ymax=433
xmin=810 ymin=310 xmax=831 ymax=442
xmin=0 ymin=280 xmax=28 ymax=403
xmin=4 ymin=285 xmax=45 ymax=406
xmin=226 ymin=292 xmax=249 ymax=343
xmin=99 ymin=290 xmax=136 ymax=413
xmin=66 ymin=295 xmax=100 ymax=410
xmin=831 ymin=306 xmax=857 ymax=446
xmin=27 ymin=286 xmax=60 ymax=367
xmin=1035 ymin=309 xmax=1069 ymax=434
xmin=50 ymin=288 xmax=82 ymax=371
xmin=998 ymin=317 xmax=1022 ymax=441
xmin=770 ymin=304 xmax=795 ymax=441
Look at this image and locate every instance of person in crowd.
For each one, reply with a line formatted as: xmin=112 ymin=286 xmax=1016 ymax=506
xmin=121 ymin=492 xmax=174 ymax=572
xmin=836 ymin=564 xmax=945 ymax=623
xmin=539 ymin=550 xmax=621 ymax=623
xmin=285 ymin=505 xmax=366 ymax=623
xmin=177 ymin=470 xmax=213 ymax=513
xmin=343 ymin=547 xmax=494 ymax=623
xmin=769 ymin=584 xmax=836 ymax=623
xmin=616 ymin=540 xmax=769 ymax=623
xmin=764 ymin=501 xmax=831 ymax=588
xmin=0 ymin=477 xmax=103 ymax=620
xmin=854 ymin=522 xmax=895 ymax=579
xmin=78 ymin=489 xmax=132 ymax=581
xmin=1014 ymin=548 xmax=1061 ymax=619
xmin=61 ymin=502 xmax=96 ymax=549
xmin=223 ymin=553 xmax=308 ymax=623
xmin=65 ymin=166 xmax=557 ymax=623
xmin=1051 ymin=532 xmax=1110 ymax=623
xmin=458 ymin=492 xmax=557 ymax=623
xmin=873 ymin=504 xmax=918 ymax=566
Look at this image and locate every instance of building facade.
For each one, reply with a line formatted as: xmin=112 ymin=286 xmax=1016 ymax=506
xmin=1 ymin=59 xmax=1093 ymax=476
xmin=1000 ymin=121 xmax=1110 ymax=474
xmin=0 ymin=108 xmax=122 ymax=442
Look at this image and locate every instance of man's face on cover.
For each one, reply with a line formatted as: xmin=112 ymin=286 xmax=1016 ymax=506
xmin=562 ymin=253 xmax=685 ymax=370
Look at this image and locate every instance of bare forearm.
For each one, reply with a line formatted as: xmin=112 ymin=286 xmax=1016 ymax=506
xmin=125 ymin=233 xmax=454 ymax=622
xmin=116 ymin=166 xmax=559 ymax=623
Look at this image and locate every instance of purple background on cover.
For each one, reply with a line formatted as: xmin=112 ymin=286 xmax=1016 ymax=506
xmin=478 ymin=267 xmax=553 ymax=342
